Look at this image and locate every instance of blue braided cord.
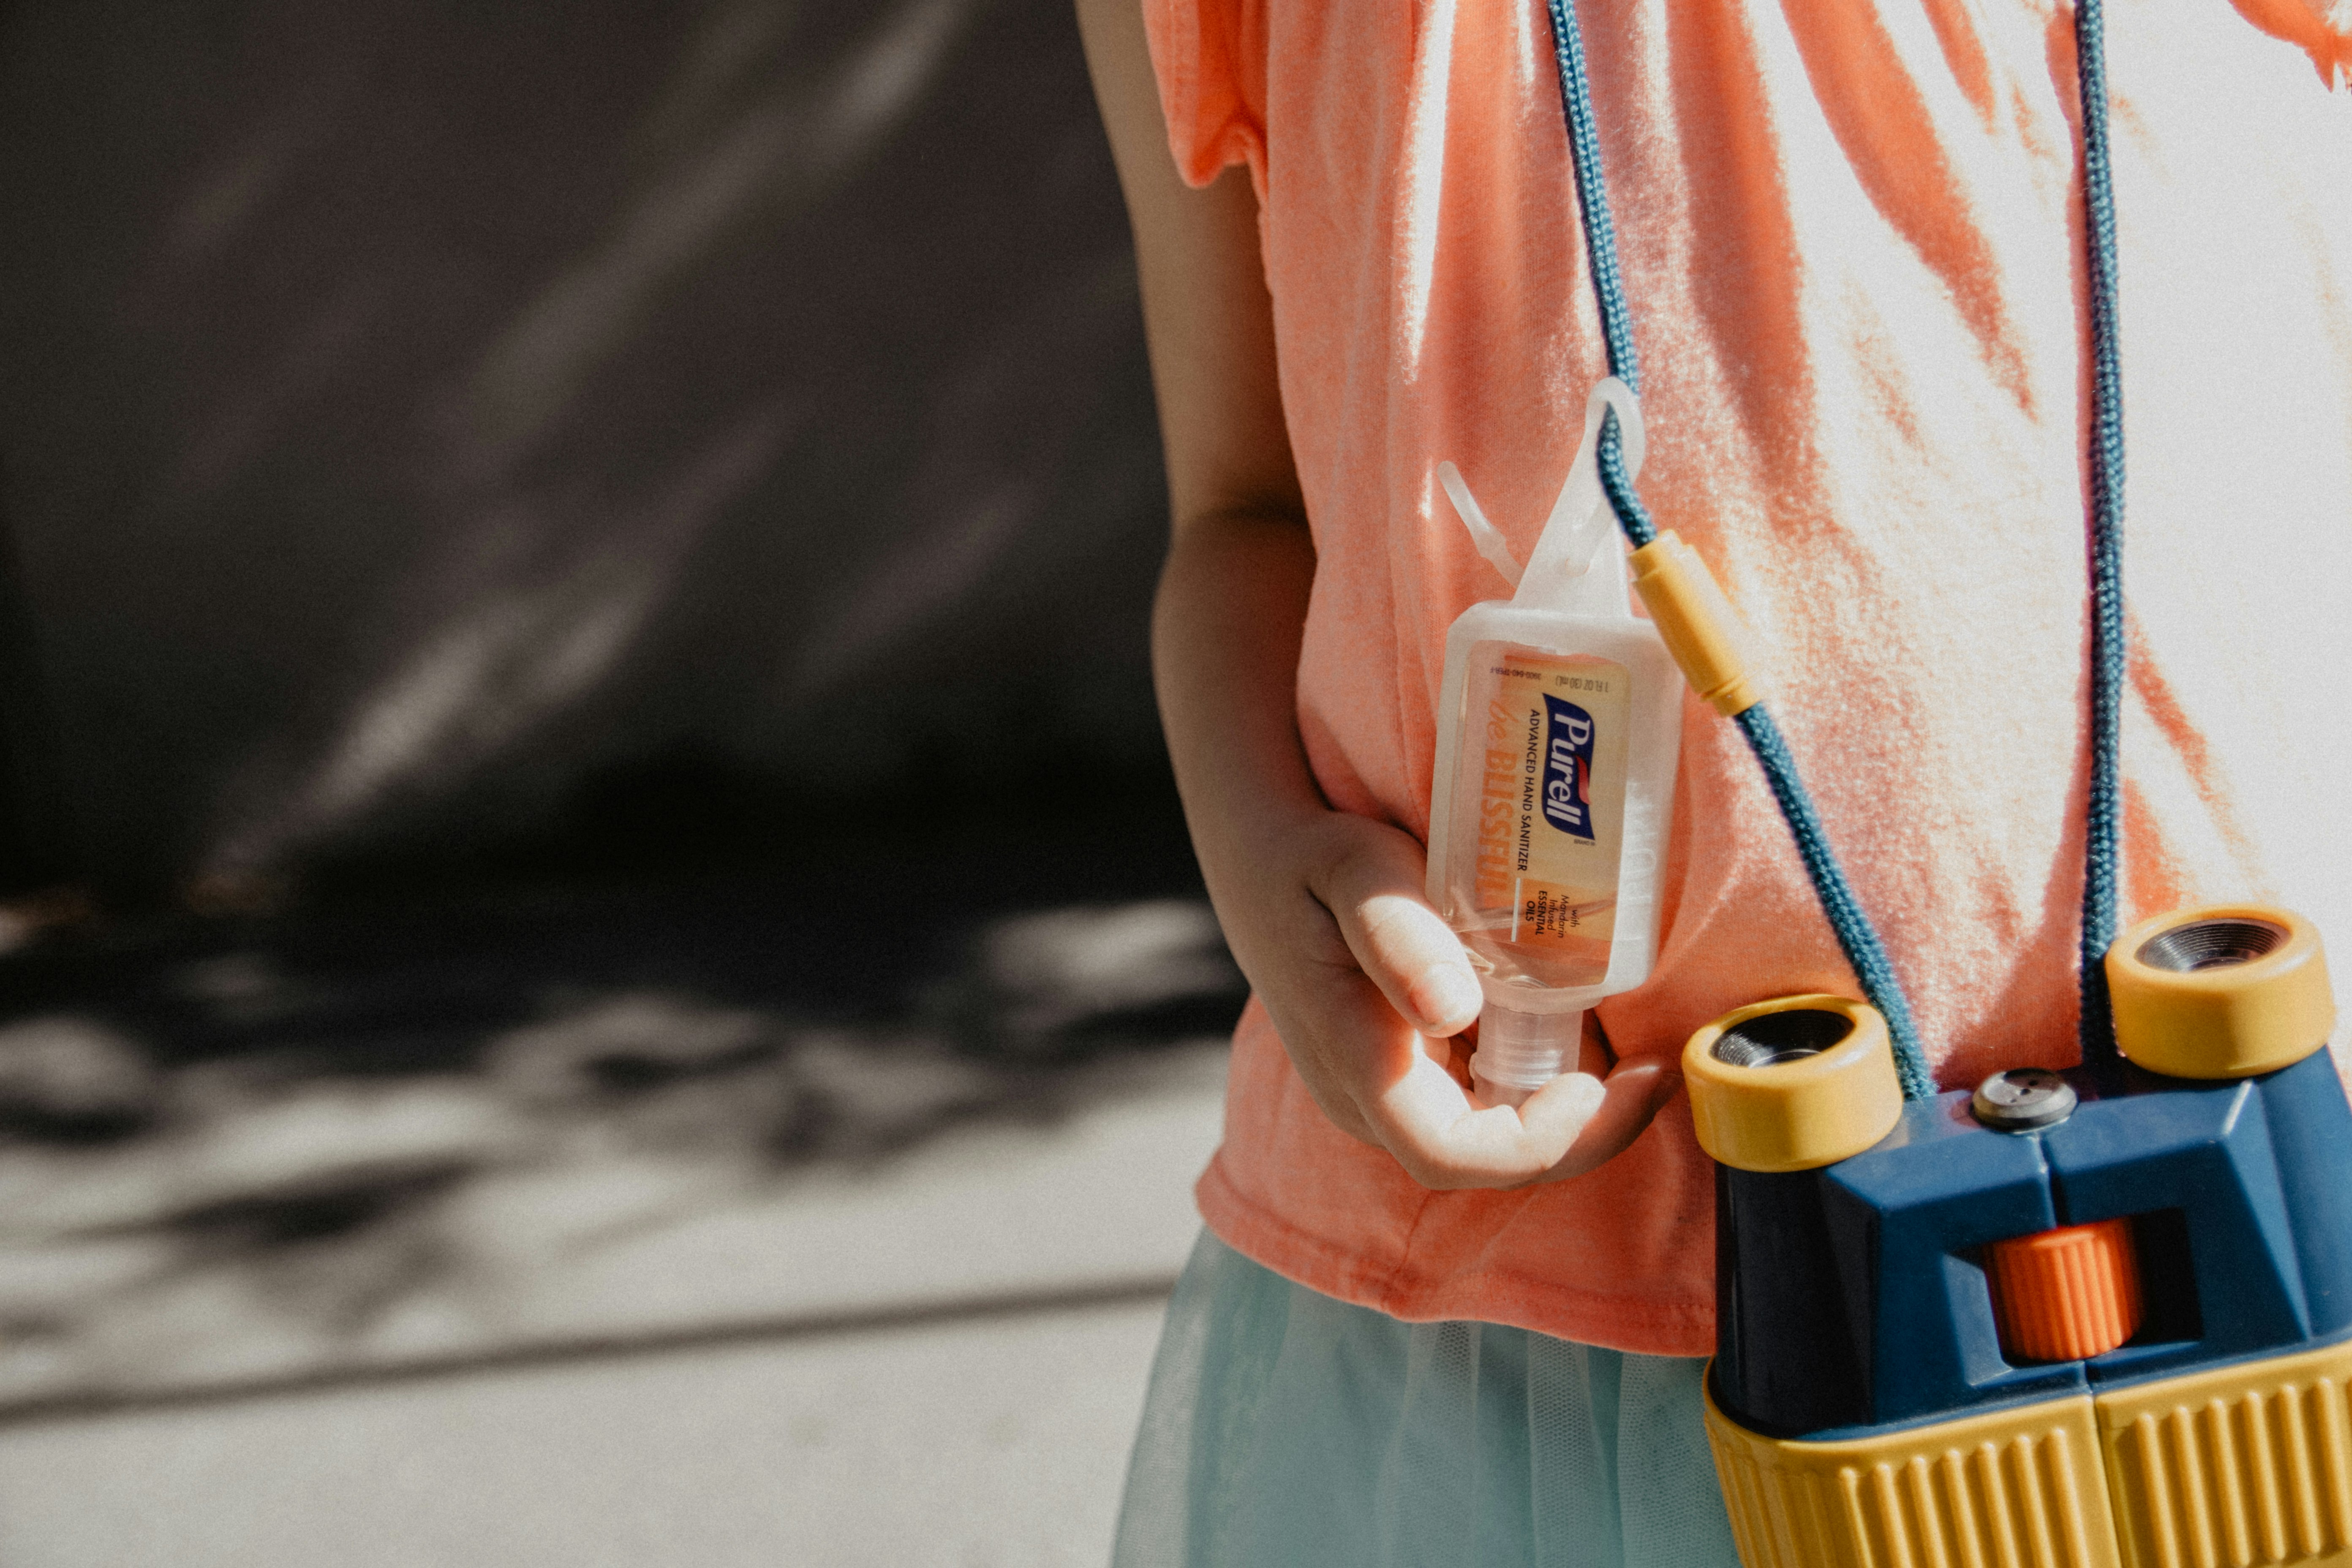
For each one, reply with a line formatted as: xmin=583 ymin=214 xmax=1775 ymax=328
xmin=1543 ymin=0 xmax=1640 ymax=387
xmin=1542 ymin=0 xmax=1656 ymax=553
xmin=1596 ymin=417 xmax=1657 ymax=550
xmin=1545 ymin=0 xmax=1934 ymax=1093
xmin=1546 ymin=0 xmax=1657 ymax=551
xmin=1733 ymin=708 xmax=1936 ymax=1101
xmin=2074 ymin=0 xmax=2127 ymax=1067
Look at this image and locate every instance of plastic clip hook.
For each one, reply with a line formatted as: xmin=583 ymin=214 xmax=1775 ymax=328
xmin=1435 ymin=378 xmax=1643 ymax=615
xmin=1435 ymin=462 xmax=1524 ymax=587
xmin=1517 ymin=376 xmax=1643 ymax=610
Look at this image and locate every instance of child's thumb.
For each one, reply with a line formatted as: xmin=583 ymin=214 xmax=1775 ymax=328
xmin=1313 ymin=837 xmax=1483 ymax=1037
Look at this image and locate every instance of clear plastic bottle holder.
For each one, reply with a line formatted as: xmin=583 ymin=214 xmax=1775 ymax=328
xmin=1426 ymin=380 xmax=1683 ymax=1105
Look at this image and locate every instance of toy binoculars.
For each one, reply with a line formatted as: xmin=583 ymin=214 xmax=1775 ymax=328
xmin=1686 ymin=904 xmax=2352 ymax=1568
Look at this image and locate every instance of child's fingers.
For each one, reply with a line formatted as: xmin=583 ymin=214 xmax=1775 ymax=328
xmin=1518 ymin=1055 xmax=1684 ymax=1185
xmin=1356 ymin=1052 xmax=1682 ymax=1190
xmin=1248 ymin=933 xmax=1424 ymax=1149
xmin=1306 ymin=827 xmax=1484 ymax=1038
xmin=1255 ymin=936 xmax=1506 ymax=1172
xmin=1359 ymin=1052 xmax=1591 ymax=1185
xmin=1255 ymin=812 xmax=1676 ymax=1190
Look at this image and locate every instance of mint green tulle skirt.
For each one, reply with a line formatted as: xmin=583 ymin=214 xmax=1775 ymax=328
xmin=1112 ymin=1232 xmax=1740 ymax=1568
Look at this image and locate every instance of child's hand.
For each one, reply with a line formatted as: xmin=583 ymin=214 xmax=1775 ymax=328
xmin=1218 ymin=800 xmax=1684 ymax=1190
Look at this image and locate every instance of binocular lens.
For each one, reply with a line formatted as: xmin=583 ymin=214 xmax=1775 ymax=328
xmin=1710 ymin=1007 xmax=1853 ymax=1068
xmin=2134 ymin=917 xmax=2287 ymax=973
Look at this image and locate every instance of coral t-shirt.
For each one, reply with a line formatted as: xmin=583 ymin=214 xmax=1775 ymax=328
xmin=1143 ymin=0 xmax=2352 ymax=1356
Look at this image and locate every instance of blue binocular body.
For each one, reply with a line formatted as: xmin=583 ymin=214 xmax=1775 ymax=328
xmin=1715 ymin=1048 xmax=2352 ymax=1443
xmin=1692 ymin=906 xmax=2352 ymax=1568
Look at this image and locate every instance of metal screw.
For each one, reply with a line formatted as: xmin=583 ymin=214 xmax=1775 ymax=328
xmin=1971 ymin=1068 xmax=2077 ymax=1132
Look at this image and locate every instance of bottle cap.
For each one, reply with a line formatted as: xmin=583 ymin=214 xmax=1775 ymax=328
xmin=1470 ymin=1006 xmax=1582 ymax=1108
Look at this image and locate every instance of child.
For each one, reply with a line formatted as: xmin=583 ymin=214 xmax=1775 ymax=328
xmin=1076 ymin=0 xmax=2352 ymax=1562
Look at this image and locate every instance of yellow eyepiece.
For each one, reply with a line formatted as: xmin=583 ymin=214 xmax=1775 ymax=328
xmin=1681 ymin=994 xmax=1903 ymax=1172
xmin=2105 ymin=904 xmax=2335 ymax=1079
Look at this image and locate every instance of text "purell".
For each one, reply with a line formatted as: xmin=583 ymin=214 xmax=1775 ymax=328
xmin=1540 ymin=695 xmax=1596 ymax=841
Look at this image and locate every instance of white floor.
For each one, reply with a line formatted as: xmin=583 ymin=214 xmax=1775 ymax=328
xmin=0 ymin=1297 xmax=1167 ymax=1568
xmin=0 ymin=1037 xmax=1227 ymax=1567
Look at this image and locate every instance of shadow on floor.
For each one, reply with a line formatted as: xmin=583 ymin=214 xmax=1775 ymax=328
xmin=0 ymin=821 xmax=1242 ymax=1417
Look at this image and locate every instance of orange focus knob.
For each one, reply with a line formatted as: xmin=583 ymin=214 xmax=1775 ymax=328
xmin=1982 ymin=1217 xmax=2143 ymax=1363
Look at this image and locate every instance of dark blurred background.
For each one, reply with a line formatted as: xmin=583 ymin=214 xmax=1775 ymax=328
xmin=0 ymin=0 xmax=1177 ymax=904
xmin=0 ymin=6 xmax=1235 ymax=1560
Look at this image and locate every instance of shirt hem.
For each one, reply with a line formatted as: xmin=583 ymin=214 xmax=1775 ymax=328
xmin=1195 ymin=1152 xmax=1718 ymax=1360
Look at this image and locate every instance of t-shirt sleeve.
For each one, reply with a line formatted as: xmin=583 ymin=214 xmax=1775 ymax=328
xmin=1142 ymin=0 xmax=1266 ymax=188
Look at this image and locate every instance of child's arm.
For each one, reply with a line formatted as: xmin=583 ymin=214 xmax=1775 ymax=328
xmin=1078 ymin=0 xmax=1682 ymax=1189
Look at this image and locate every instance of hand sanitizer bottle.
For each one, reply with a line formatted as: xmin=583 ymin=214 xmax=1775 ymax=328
xmin=1425 ymin=381 xmax=1685 ymax=1106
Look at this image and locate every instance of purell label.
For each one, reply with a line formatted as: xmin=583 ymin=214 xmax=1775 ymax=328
xmin=1459 ymin=645 xmax=1631 ymax=965
xmin=1539 ymin=695 xmax=1597 ymax=840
